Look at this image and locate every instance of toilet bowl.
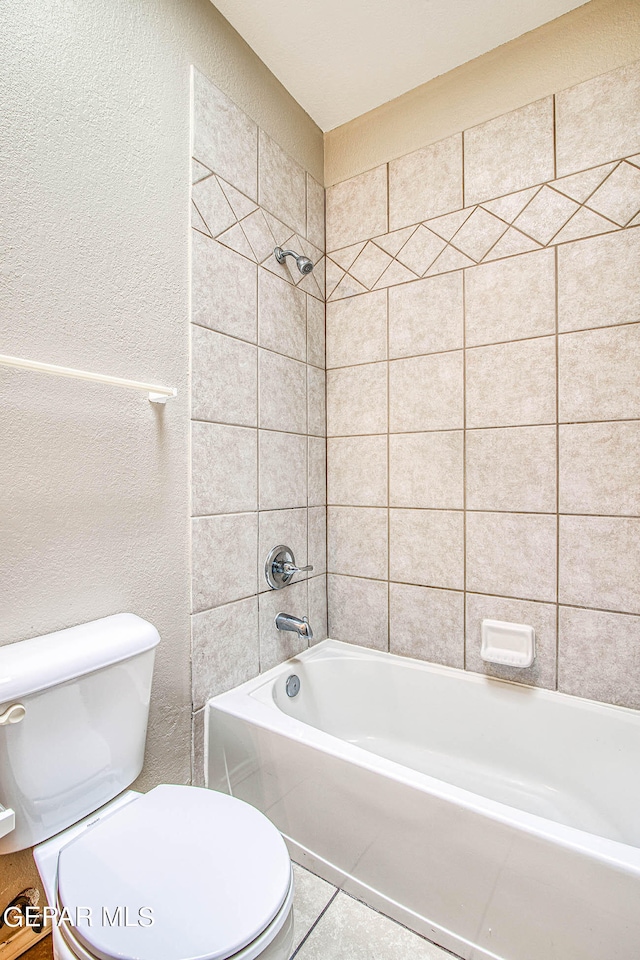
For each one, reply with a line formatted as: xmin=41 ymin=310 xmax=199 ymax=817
xmin=0 ymin=615 xmax=294 ymax=960
xmin=34 ymin=786 xmax=294 ymax=960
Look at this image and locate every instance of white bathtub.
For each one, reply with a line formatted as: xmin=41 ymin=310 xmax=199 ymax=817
xmin=207 ymin=639 xmax=640 ymax=960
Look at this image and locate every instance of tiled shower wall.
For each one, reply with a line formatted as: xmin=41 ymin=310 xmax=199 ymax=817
xmin=325 ymin=59 xmax=640 ymax=709
xmin=189 ymin=68 xmax=327 ymax=782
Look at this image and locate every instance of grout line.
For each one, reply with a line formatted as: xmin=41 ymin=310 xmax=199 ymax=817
xmin=462 ymin=265 xmax=467 ymax=670
xmin=326 ymin=216 xmax=639 ymax=303
xmin=386 ymin=161 xmax=390 ymax=235
xmin=289 ymin=889 xmax=340 ymax=960
xmin=323 ymin=575 xmax=640 ymax=619
xmin=461 ymin=131 xmax=466 ymax=209
xmin=196 ymin=505 xmax=640 ymax=520
xmin=337 ymin=888 xmax=465 ymax=958
xmin=191 ymin=321 xmax=324 ymax=370
xmin=193 ymin=418 xmax=325 ymax=439
xmin=325 ymin=415 xmax=640 ymax=439
xmin=554 ymin=243 xmax=560 ymax=690
xmin=552 ymin=95 xmax=557 ymax=181
xmin=325 ymin=151 xmax=640 ymax=259
xmin=255 ymin=258 xmax=262 ymax=671
xmin=386 ymin=285 xmax=391 ymax=652
xmin=324 ymin=317 xmax=640 ymax=370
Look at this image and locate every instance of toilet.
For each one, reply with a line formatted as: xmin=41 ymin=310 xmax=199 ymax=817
xmin=0 ymin=614 xmax=294 ymax=960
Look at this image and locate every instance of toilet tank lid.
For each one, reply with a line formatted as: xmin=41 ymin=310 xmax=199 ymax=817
xmin=0 ymin=614 xmax=160 ymax=704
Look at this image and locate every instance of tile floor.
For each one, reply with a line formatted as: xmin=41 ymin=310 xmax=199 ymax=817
xmin=288 ymin=863 xmax=454 ymax=959
xmin=24 ymin=861 xmax=457 ymax=960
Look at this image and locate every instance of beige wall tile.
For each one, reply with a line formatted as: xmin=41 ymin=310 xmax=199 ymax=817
xmin=308 ymin=436 xmax=327 ymax=506
xmin=259 ymin=350 xmax=306 ymax=434
xmin=555 ymin=60 xmax=640 ymax=178
xmin=587 ymin=160 xmax=640 ymax=226
xmin=466 ymin=512 xmax=557 ymax=602
xmin=191 ymin=708 xmax=206 ymax=787
xmin=192 ymin=597 xmax=259 ymax=708
xmin=193 ymin=70 xmax=258 ymax=200
xmin=559 ymin=515 xmax=640 ymax=614
xmin=306 ymin=174 xmax=325 ymax=250
xmin=328 ymin=436 xmax=388 ymax=506
xmin=191 ymin=175 xmax=235 ymax=238
xmin=307 ymin=294 xmax=325 ymax=368
xmin=465 ymin=248 xmax=556 ymax=347
xmin=558 ymin=325 xmax=640 ymax=422
xmin=389 ymin=352 xmax=463 ymax=432
xmin=192 ymin=326 xmax=257 ymax=426
xmin=258 ymin=508 xmax=307 ymax=593
xmin=466 ymin=337 xmax=556 ymax=428
xmin=192 ymin=422 xmax=257 ymax=516
xmin=242 ymin=208 xmax=277 ymax=261
xmin=463 ymin=97 xmax=555 ymax=205
xmin=192 ymin=513 xmax=257 ymax=612
xmin=258 ymin=269 xmax=307 ymax=361
xmin=389 ymin=508 xmax=464 ymax=589
xmin=466 ymin=425 xmax=557 ymax=513
xmin=350 ymin=241 xmax=393 ymax=288
xmin=326 ymin=290 xmax=387 ymax=368
xmin=308 ymin=506 xmax=327 ymax=576
xmin=259 ymin=579 xmax=309 ymax=670
xmin=308 ymin=575 xmax=328 ymax=643
xmin=388 ymin=134 xmax=463 ymax=230
xmin=327 ymin=363 xmax=387 ymax=436
xmin=259 ymin=131 xmax=306 ymax=236
xmin=328 ymin=506 xmax=388 ymax=579
xmin=389 ymin=272 xmax=463 ymax=359
xmin=192 ymin=232 xmax=257 ymax=342
xmin=327 ymin=574 xmax=388 ymax=650
xmin=558 ymin=606 xmax=640 ymax=709
xmin=558 ymin=229 xmax=640 ymax=332
xmin=559 ymin=421 xmax=640 ymax=515
xmin=389 ymin=431 xmax=463 ymax=509
xmin=307 ymin=365 xmax=326 ymax=437
xmin=326 ymin=165 xmax=388 ymax=250
xmin=448 ymin=207 xmax=507 ymax=261
xmin=466 ymin=594 xmax=557 ymax=689
xmin=512 ymin=185 xmax=578 ymax=245
xmin=259 ymin=431 xmax=307 ymax=509
xmin=390 ymin=582 xmax=464 ymax=668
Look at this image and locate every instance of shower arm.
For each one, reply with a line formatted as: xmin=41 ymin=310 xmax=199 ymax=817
xmin=274 ymin=248 xmax=300 ymax=262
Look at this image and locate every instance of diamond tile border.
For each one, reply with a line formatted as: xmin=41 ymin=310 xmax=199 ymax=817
xmin=191 ymin=162 xmax=325 ymax=301
xmin=327 ymin=156 xmax=640 ymax=300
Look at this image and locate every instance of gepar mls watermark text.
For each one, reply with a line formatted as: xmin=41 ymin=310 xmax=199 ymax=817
xmin=3 ymin=906 xmax=154 ymax=928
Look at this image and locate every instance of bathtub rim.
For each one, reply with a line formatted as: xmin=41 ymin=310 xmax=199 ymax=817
xmin=207 ymin=638 xmax=640 ymax=872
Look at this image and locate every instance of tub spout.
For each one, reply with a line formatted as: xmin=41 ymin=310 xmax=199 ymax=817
xmin=275 ymin=613 xmax=313 ymax=642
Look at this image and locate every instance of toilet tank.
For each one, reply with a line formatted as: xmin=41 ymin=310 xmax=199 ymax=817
xmin=0 ymin=614 xmax=160 ymax=854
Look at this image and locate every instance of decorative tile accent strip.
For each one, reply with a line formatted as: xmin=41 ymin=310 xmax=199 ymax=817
xmin=191 ymin=164 xmax=325 ymax=300
xmin=327 ymin=156 xmax=640 ymax=300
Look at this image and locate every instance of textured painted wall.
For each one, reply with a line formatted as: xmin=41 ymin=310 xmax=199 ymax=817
xmin=325 ymin=0 xmax=640 ymax=185
xmin=0 ymin=0 xmax=321 ymax=919
xmin=325 ymin=59 xmax=640 ymax=709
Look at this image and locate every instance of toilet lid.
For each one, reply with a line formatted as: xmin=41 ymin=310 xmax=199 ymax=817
xmin=56 ymin=785 xmax=291 ymax=960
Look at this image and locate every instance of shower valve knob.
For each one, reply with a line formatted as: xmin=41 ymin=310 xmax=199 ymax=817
xmin=265 ymin=545 xmax=313 ymax=590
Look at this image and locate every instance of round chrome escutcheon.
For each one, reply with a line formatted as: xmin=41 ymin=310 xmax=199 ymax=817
xmin=285 ymin=675 xmax=300 ymax=698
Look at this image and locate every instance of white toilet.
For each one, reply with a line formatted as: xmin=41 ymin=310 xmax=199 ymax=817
xmin=0 ymin=614 xmax=294 ymax=960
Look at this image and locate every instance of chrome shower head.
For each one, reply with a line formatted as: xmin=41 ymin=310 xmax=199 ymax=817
xmin=274 ymin=246 xmax=314 ymax=275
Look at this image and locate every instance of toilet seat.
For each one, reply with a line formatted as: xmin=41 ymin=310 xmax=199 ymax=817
xmin=55 ymin=785 xmax=292 ymax=960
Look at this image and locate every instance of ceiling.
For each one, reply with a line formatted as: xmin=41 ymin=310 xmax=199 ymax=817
xmin=212 ymin=0 xmax=588 ymax=131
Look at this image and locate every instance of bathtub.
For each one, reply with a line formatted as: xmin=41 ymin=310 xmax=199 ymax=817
xmin=207 ymin=639 xmax=640 ymax=960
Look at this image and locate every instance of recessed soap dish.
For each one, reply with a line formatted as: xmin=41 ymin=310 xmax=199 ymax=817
xmin=481 ymin=619 xmax=535 ymax=668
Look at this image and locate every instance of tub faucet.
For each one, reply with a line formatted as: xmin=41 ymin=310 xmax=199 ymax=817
xmin=275 ymin=613 xmax=313 ymax=642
